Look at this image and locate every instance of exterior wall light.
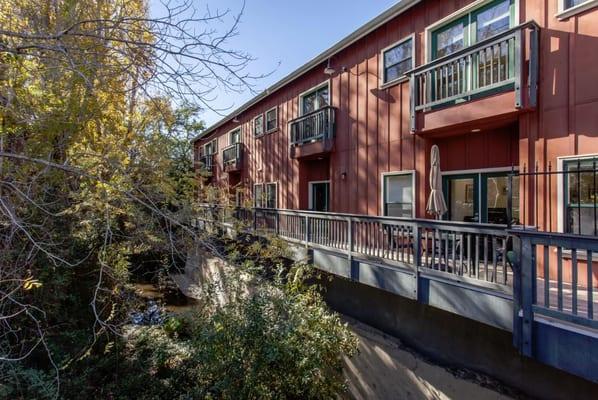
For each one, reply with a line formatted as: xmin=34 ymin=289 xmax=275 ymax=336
xmin=324 ymin=58 xmax=336 ymax=75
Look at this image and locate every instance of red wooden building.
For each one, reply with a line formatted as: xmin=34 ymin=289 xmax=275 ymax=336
xmin=194 ymin=0 xmax=598 ymax=237
xmin=194 ymin=0 xmax=598 ymax=385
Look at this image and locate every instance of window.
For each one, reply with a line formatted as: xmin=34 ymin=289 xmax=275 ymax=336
xmin=254 ymin=184 xmax=263 ymax=208
xmin=442 ymin=170 xmax=519 ymax=224
xmin=381 ymin=37 xmax=413 ymax=84
xmin=431 ymin=0 xmax=514 ymax=60
xmin=254 ymin=114 xmax=264 ymax=137
xmin=203 ymin=138 xmax=217 ymax=155
xmin=254 ymin=183 xmax=277 ymax=208
xmin=300 ymin=84 xmax=329 ymax=115
xmin=235 ymin=188 xmax=243 ymax=207
xmin=265 ymin=107 xmax=278 ymax=132
xmin=229 ymin=128 xmax=241 ymax=144
xmin=564 ymin=158 xmax=598 ymax=235
xmin=383 ymin=173 xmax=414 ymax=218
xmin=558 ymin=0 xmax=598 ymax=18
xmin=265 ymin=183 xmax=277 ymax=209
xmin=563 ymin=0 xmax=594 ymax=10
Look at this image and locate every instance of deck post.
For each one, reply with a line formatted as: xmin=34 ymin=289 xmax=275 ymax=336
xmin=514 ymin=28 xmax=523 ymax=108
xmin=528 ymin=25 xmax=539 ymax=108
xmin=413 ymin=224 xmax=422 ymax=301
xmin=519 ymin=235 xmax=535 ymax=357
xmin=409 ymin=74 xmax=417 ymax=132
xmin=304 ymin=215 xmax=310 ymax=247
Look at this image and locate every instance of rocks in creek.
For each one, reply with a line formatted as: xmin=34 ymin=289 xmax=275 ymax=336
xmin=130 ymin=300 xmax=166 ymax=325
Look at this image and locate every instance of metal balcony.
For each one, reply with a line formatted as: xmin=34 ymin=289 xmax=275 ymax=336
xmin=222 ymin=142 xmax=243 ymax=172
xmin=408 ymin=21 xmax=539 ymax=133
xmin=197 ymin=154 xmax=214 ymax=176
xmin=289 ymin=106 xmax=335 ymax=158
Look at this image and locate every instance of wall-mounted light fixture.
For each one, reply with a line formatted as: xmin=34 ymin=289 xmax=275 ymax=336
xmin=324 ymin=58 xmax=336 ymax=76
xmin=233 ymin=116 xmax=240 ymax=123
xmin=341 ymin=172 xmax=347 ymax=180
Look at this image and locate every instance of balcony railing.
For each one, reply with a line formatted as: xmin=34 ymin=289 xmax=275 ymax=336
xmin=222 ymin=142 xmax=243 ymax=165
xmin=198 ymin=154 xmax=214 ymax=174
xmin=408 ymin=21 xmax=539 ymax=132
xmin=289 ymin=106 xmax=335 ymax=146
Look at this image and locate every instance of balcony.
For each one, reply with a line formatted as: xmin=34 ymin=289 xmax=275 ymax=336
xmin=222 ymin=142 xmax=243 ymax=172
xmin=196 ymin=154 xmax=214 ymax=176
xmin=408 ymin=21 xmax=539 ymax=134
xmin=289 ymin=106 xmax=335 ymax=159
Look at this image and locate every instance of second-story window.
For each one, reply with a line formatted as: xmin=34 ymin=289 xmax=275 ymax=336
xmin=265 ymin=107 xmax=278 ymax=132
xmin=203 ymin=138 xmax=217 ymax=155
xmin=382 ymin=37 xmax=413 ymax=84
xmin=431 ymin=0 xmax=513 ymax=60
xmin=301 ymin=84 xmax=329 ymax=115
xmin=254 ymin=114 xmax=264 ymax=136
xmin=229 ymin=128 xmax=241 ymax=144
xmin=563 ymin=0 xmax=593 ymax=10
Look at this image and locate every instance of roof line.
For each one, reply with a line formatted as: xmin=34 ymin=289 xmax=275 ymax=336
xmin=192 ymin=0 xmax=421 ymax=143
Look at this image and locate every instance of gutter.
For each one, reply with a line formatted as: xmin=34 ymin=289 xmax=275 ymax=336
xmin=192 ymin=0 xmax=421 ymax=143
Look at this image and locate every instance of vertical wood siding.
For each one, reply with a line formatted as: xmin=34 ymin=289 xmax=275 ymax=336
xmin=196 ymin=0 xmax=598 ymax=222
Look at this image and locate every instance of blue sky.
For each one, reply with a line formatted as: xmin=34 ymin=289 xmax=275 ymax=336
xmin=152 ymin=0 xmax=398 ymax=127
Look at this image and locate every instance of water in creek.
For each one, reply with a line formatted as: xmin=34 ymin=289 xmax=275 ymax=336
xmin=134 ymin=282 xmax=199 ymax=314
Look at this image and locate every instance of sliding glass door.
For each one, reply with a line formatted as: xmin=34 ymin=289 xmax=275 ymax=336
xmin=444 ymin=171 xmax=519 ymax=224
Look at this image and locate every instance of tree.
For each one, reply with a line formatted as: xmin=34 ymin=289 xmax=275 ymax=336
xmin=0 ymin=1 xmax=357 ymax=398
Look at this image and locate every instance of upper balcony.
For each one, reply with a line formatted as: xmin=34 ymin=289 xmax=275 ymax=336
xmin=222 ymin=142 xmax=243 ymax=172
xmin=289 ymin=106 xmax=336 ymax=159
xmin=196 ymin=154 xmax=214 ymax=176
xmin=408 ymin=21 xmax=539 ymax=135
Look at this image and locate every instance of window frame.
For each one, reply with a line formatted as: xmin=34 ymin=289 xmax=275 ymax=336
xmin=253 ymin=113 xmax=265 ymax=137
xmin=379 ymin=34 xmax=415 ymax=88
xmin=254 ymin=183 xmax=264 ymax=208
xmin=298 ymin=81 xmax=330 ymax=116
xmin=424 ymin=0 xmax=518 ymax=62
xmin=380 ymin=171 xmax=416 ymax=218
xmin=265 ymin=182 xmax=278 ymax=209
xmin=229 ymin=127 xmax=241 ymax=145
xmin=203 ymin=138 xmax=218 ymax=156
xmin=265 ymin=106 xmax=278 ymax=133
xmin=557 ymin=0 xmax=598 ymax=19
xmin=441 ymin=167 xmax=519 ymax=224
xmin=254 ymin=182 xmax=277 ymax=209
xmin=557 ymin=155 xmax=598 ymax=235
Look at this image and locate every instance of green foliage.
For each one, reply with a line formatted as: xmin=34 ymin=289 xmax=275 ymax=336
xmin=56 ymin=264 xmax=357 ymax=400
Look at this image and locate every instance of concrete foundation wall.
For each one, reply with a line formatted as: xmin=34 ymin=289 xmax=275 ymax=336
xmin=322 ymin=273 xmax=598 ymax=400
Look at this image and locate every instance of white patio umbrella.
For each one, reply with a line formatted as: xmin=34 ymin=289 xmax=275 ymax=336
xmin=426 ymin=145 xmax=447 ymax=219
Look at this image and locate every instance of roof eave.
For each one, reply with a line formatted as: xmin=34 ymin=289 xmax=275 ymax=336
xmin=191 ymin=0 xmax=421 ymax=143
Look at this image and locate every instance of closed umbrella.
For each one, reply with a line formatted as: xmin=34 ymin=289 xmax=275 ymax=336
xmin=426 ymin=145 xmax=447 ymax=219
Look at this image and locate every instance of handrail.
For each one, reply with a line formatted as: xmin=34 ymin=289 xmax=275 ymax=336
xmin=406 ymin=20 xmax=539 ymax=75
xmin=289 ymin=106 xmax=336 ymax=145
xmin=198 ymin=154 xmax=214 ymax=169
xmin=198 ymin=205 xmax=512 ymax=289
xmin=288 ymin=105 xmax=336 ymax=124
xmin=222 ymin=142 xmax=242 ymax=164
xmin=199 ymin=204 xmax=509 ymax=234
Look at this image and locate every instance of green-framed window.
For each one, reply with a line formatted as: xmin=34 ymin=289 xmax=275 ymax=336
xmin=229 ymin=128 xmax=241 ymax=144
xmin=564 ymin=158 xmax=598 ymax=235
xmin=431 ymin=0 xmax=515 ymax=60
xmin=253 ymin=114 xmax=264 ymax=137
xmin=301 ymin=84 xmax=329 ymax=115
xmin=443 ymin=170 xmax=519 ymax=224
xmin=382 ymin=37 xmax=413 ymax=84
xmin=382 ymin=172 xmax=414 ymax=218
